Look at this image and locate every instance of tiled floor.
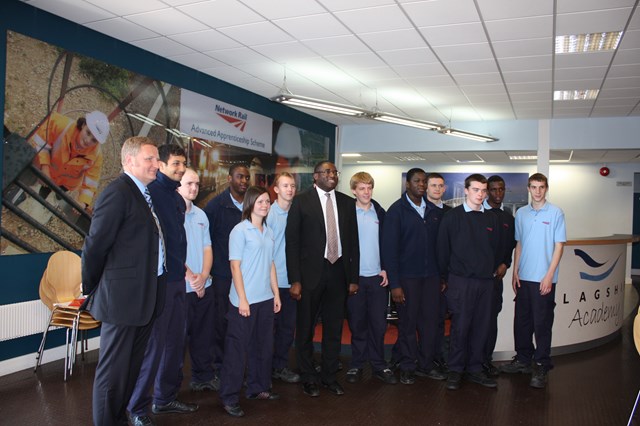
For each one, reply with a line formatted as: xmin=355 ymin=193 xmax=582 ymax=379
xmin=2 ymin=284 xmax=640 ymax=426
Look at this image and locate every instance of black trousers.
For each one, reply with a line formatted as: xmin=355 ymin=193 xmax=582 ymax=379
xmin=296 ymin=258 xmax=347 ymax=384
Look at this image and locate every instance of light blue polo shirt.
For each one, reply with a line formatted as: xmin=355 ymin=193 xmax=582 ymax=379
xmin=356 ymin=204 xmax=381 ymax=277
xmin=515 ymin=201 xmax=566 ymax=283
xmin=228 ymin=219 xmax=275 ymax=307
xmin=184 ymin=205 xmax=212 ymax=293
xmin=267 ymin=201 xmax=290 ymax=288
xmin=406 ymin=193 xmax=426 ymax=217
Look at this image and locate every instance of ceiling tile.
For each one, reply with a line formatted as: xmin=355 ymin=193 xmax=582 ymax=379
xmin=554 ymin=66 xmax=607 ymax=81
xmin=178 ymin=0 xmax=264 ymax=28
xmin=205 ymin=47 xmax=268 ymax=65
xmin=507 ymin=81 xmax=552 ymax=92
xmin=85 ymin=0 xmax=167 ymax=16
xmin=401 ymin=0 xmax=480 ymax=27
xmin=454 ymin=72 xmax=504 ymax=85
xmin=131 ymin=36 xmax=195 ymax=56
xmin=359 ymin=29 xmax=426 ymax=51
xmin=222 ymin=21 xmax=293 ymax=46
xmin=613 ymin=48 xmax=640 ymax=66
xmin=167 ymin=52 xmax=224 ymax=69
xmin=556 ymin=51 xmax=615 ymax=68
xmin=594 ymin=97 xmax=639 ymax=107
xmin=485 ymin=16 xmax=553 ymax=41
xmin=378 ymin=48 xmax=438 ymax=66
xmin=274 ymin=13 xmax=351 ymax=40
xmin=406 ymin=75 xmax=459 ymax=87
xmin=318 ymin=0 xmax=395 ymax=12
xmin=393 ymin=63 xmax=448 ymax=78
xmin=492 ymin=38 xmax=552 ymax=57
xmin=618 ymin=30 xmax=640 ymax=50
xmin=335 ymin=5 xmax=413 ymax=33
xmin=445 ymin=59 xmax=498 ymax=74
xmin=25 ymin=0 xmax=115 ymax=23
xmin=556 ymin=8 xmax=633 ymax=35
xmin=557 ymin=0 xmax=637 ymax=14
xmin=418 ymin=22 xmax=486 ymax=47
xmin=503 ymin=69 xmax=552 ymax=84
xmin=432 ymin=43 xmax=494 ymax=62
xmin=498 ymin=55 xmax=552 ymax=72
xmin=252 ymin=41 xmax=317 ymax=63
xmin=510 ymin=92 xmax=551 ymax=102
xmin=554 ymin=79 xmax=604 ymax=90
xmin=598 ymin=87 xmax=640 ymax=98
xmin=477 ymin=0 xmax=553 ymax=21
xmin=602 ymin=76 xmax=640 ymax=89
xmin=87 ymin=17 xmax=159 ymax=41
xmin=326 ymin=52 xmax=387 ymax=69
xmin=348 ymin=67 xmax=401 ymax=84
xmin=170 ymin=30 xmax=241 ymax=51
xmin=125 ymin=8 xmax=208 ymax=35
xmin=303 ymin=35 xmax=370 ymax=56
xmin=240 ymin=0 xmax=326 ymax=19
xmin=459 ymin=83 xmax=506 ymax=95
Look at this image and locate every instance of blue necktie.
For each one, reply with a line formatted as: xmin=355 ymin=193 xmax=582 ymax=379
xmin=144 ymin=188 xmax=166 ymax=272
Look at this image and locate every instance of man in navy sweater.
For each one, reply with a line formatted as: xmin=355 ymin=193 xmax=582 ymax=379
xmin=383 ymin=168 xmax=447 ymax=385
xmin=437 ymin=173 xmax=501 ymax=391
xmin=204 ymin=164 xmax=250 ymax=383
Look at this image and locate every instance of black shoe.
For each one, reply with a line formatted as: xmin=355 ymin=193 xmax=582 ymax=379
xmin=434 ymin=359 xmax=449 ymax=375
xmin=247 ymin=391 xmax=280 ymax=400
xmin=500 ymin=357 xmax=532 ymax=374
xmin=322 ymin=381 xmax=345 ymax=395
xmin=387 ymin=359 xmax=400 ymax=371
xmin=151 ymin=400 xmax=199 ymax=414
xmin=345 ymin=368 xmax=362 ymax=383
xmin=272 ymin=367 xmax=301 ymax=383
xmin=190 ymin=378 xmax=220 ymax=391
xmin=446 ymin=371 xmax=462 ymax=390
xmin=482 ymin=362 xmax=500 ymax=377
xmin=415 ymin=367 xmax=447 ymax=381
xmin=529 ymin=363 xmax=548 ymax=389
xmin=303 ymin=382 xmax=320 ymax=397
xmin=128 ymin=414 xmax=155 ymax=426
xmin=223 ymin=404 xmax=245 ymax=417
xmin=373 ymin=368 xmax=398 ymax=385
xmin=399 ymin=370 xmax=415 ymax=385
xmin=465 ymin=371 xmax=497 ymax=388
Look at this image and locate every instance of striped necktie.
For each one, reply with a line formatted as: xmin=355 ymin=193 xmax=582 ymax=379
xmin=144 ymin=187 xmax=166 ymax=270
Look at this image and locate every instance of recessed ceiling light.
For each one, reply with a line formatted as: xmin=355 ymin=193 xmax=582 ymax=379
xmin=341 ymin=153 xmax=361 ymax=157
xmin=356 ymin=160 xmax=382 ymax=164
xmin=509 ymin=155 xmax=537 ymax=160
xmin=554 ymin=89 xmax=599 ymax=101
xmin=393 ymin=154 xmax=425 ymax=161
xmin=555 ymin=32 xmax=623 ymax=54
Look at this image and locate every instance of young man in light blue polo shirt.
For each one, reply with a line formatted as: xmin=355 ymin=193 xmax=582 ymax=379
xmin=177 ymin=168 xmax=216 ymax=392
xmin=345 ymin=172 xmax=397 ymax=385
xmin=501 ymin=173 xmax=566 ymax=389
xmin=268 ymin=172 xmax=301 ymax=384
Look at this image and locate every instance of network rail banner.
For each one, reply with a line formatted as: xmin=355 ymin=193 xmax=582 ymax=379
xmin=180 ymin=89 xmax=273 ymax=154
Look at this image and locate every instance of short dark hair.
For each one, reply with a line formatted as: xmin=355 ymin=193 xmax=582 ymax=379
xmin=464 ymin=173 xmax=487 ymax=188
xmin=426 ymin=172 xmax=444 ymax=183
xmin=242 ymin=186 xmax=269 ymax=224
xmin=528 ymin=173 xmax=548 ymax=187
xmin=487 ymin=175 xmax=505 ymax=185
xmin=313 ymin=161 xmax=334 ymax=173
xmin=158 ymin=144 xmax=186 ymax=163
xmin=229 ymin=163 xmax=249 ymax=176
xmin=406 ymin=168 xmax=426 ymax=182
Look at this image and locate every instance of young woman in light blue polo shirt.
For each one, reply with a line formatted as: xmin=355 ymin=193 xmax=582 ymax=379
xmin=219 ymin=186 xmax=282 ymax=418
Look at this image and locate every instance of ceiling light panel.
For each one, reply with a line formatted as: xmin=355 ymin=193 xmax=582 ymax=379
xmin=553 ymin=89 xmax=599 ymax=100
xmin=555 ymin=32 xmax=623 ymax=54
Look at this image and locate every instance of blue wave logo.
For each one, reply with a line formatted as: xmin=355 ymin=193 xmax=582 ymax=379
xmin=574 ymin=249 xmax=620 ymax=281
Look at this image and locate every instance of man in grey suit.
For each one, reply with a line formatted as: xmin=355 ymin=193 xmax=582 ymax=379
xmin=286 ymin=161 xmax=359 ymax=397
xmin=82 ymin=136 xmax=165 ymax=426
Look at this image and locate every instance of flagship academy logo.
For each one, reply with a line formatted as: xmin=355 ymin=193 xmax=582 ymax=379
xmin=574 ymin=249 xmax=620 ymax=281
xmin=215 ymin=104 xmax=247 ymax=131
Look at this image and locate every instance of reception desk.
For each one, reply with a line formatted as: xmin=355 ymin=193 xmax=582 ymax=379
xmin=494 ymin=234 xmax=638 ymax=360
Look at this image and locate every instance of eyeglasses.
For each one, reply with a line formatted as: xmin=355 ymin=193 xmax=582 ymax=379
xmin=314 ymin=169 xmax=340 ymax=177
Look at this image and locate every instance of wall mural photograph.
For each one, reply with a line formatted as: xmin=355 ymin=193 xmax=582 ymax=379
xmin=2 ymin=31 xmax=329 ymax=256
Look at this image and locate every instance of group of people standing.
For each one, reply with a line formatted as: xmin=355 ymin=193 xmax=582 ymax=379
xmin=80 ymin=136 xmax=566 ymax=426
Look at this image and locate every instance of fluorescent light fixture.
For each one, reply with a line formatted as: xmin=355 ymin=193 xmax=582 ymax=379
xmin=554 ymin=89 xmax=599 ymax=101
xmin=341 ymin=153 xmax=362 ymax=157
xmin=509 ymin=155 xmax=537 ymax=160
xmin=439 ymin=128 xmax=498 ymax=142
xmin=367 ymin=112 xmax=442 ymax=131
xmin=271 ymin=93 xmax=367 ymax=116
xmin=393 ymin=154 xmax=426 ymax=161
xmin=356 ymin=160 xmax=382 ymax=164
xmin=555 ymin=32 xmax=623 ymax=54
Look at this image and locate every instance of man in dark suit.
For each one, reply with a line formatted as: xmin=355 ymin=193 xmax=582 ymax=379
xmin=82 ymin=136 xmax=165 ymax=426
xmin=286 ymin=161 xmax=359 ymax=397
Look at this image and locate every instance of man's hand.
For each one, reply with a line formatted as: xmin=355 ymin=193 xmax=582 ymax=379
xmin=348 ymin=283 xmax=359 ymax=296
xmin=512 ymin=271 xmax=521 ymax=294
xmin=289 ymin=282 xmax=302 ymax=301
xmin=494 ymin=263 xmax=507 ymax=280
xmin=539 ymin=276 xmax=553 ymax=296
xmin=379 ymin=270 xmax=389 ymax=287
xmin=391 ymin=287 xmax=405 ymax=304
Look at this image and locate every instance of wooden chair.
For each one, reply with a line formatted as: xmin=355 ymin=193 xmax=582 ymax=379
xmin=35 ymin=251 xmax=100 ymax=381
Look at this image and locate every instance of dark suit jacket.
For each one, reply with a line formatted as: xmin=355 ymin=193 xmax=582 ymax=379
xmin=286 ymin=187 xmax=359 ymax=289
xmin=81 ymin=174 xmax=164 ymax=326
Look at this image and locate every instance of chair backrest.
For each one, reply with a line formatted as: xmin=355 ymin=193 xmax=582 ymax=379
xmin=39 ymin=251 xmax=82 ymax=310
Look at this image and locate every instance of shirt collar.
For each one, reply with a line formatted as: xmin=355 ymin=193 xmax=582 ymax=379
xmin=125 ymin=171 xmax=146 ymax=195
xmin=463 ymin=201 xmax=485 ymax=212
xmin=483 ymin=199 xmax=503 ymax=210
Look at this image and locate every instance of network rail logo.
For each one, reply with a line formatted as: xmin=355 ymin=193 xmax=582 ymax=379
xmin=215 ymin=104 xmax=247 ymax=131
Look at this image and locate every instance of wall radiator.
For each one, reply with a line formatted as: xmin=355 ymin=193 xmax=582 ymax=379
xmin=0 ymin=300 xmax=51 ymax=342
